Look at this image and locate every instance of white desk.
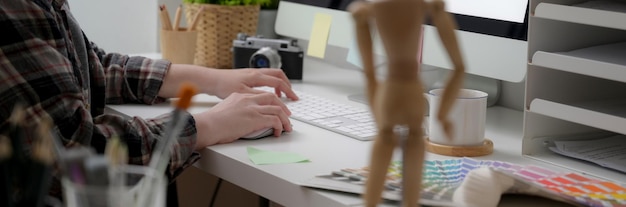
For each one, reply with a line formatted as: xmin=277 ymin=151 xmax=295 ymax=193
xmin=107 ymin=57 xmax=575 ymax=207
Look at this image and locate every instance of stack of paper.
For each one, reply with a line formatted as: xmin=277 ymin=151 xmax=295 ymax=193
xmin=549 ymin=134 xmax=626 ymax=173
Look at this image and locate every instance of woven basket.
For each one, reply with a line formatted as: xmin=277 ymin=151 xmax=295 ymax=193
xmin=185 ymin=3 xmax=260 ymax=69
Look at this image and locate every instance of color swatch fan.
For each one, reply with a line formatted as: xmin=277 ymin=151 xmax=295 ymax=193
xmin=307 ymin=158 xmax=626 ymax=207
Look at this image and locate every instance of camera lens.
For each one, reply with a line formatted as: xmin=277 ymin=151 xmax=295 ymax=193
xmin=249 ymin=47 xmax=282 ymax=69
xmin=252 ymin=56 xmax=270 ymax=68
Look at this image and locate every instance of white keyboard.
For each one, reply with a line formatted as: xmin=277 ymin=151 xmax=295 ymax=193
xmin=263 ymin=88 xmax=377 ymax=141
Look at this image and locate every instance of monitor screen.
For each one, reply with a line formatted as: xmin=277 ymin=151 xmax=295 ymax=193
xmin=275 ymin=0 xmax=529 ymax=82
xmin=285 ymin=0 xmax=528 ymax=40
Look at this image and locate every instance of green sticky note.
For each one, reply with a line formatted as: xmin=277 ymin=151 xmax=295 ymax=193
xmin=307 ymin=13 xmax=332 ymax=58
xmin=247 ymin=146 xmax=310 ymax=165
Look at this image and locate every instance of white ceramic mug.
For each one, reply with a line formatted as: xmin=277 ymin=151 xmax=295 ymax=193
xmin=426 ymin=88 xmax=488 ymax=146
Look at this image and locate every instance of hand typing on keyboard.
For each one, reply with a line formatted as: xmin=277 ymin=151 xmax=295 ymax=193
xmin=260 ymin=87 xmax=378 ymax=141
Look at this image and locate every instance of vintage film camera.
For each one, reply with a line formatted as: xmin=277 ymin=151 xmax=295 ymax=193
xmin=232 ymin=33 xmax=304 ymax=80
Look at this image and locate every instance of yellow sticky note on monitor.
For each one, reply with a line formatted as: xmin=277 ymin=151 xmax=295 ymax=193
xmin=307 ymin=13 xmax=332 ymax=58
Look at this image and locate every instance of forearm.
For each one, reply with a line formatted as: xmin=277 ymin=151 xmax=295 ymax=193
xmin=158 ymin=64 xmax=216 ymax=98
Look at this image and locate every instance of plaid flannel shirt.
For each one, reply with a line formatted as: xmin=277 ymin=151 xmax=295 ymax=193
xmin=0 ymin=0 xmax=200 ymax=196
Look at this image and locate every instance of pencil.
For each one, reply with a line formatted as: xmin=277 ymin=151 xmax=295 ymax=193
xmin=188 ymin=6 xmax=205 ymax=31
xmin=173 ymin=4 xmax=182 ymax=31
xmin=148 ymin=82 xmax=197 ymax=174
xmin=159 ymin=5 xmax=173 ymax=30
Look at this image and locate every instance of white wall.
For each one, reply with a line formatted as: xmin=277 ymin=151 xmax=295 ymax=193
xmin=68 ymin=0 xmax=183 ymax=54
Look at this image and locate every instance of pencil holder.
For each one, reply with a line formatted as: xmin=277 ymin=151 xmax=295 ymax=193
xmin=160 ymin=28 xmax=198 ymax=64
xmin=61 ymin=165 xmax=166 ymax=207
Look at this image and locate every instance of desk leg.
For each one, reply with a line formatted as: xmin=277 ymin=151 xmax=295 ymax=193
xmin=168 ymin=181 xmax=179 ymax=207
xmin=259 ymin=197 xmax=270 ymax=207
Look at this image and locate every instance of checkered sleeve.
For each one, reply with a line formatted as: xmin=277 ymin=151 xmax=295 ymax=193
xmin=88 ymin=44 xmax=201 ymax=179
xmin=93 ymin=111 xmax=200 ymax=179
xmin=1 ymin=0 xmax=201 ymax=198
xmin=91 ymin=42 xmax=171 ymax=105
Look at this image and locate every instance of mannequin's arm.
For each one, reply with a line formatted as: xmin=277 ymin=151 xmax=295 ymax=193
xmin=349 ymin=2 xmax=378 ymax=107
xmin=429 ymin=0 xmax=466 ymax=140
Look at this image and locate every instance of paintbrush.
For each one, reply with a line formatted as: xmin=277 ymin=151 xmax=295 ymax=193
xmin=148 ymin=82 xmax=197 ymax=174
xmin=135 ymin=83 xmax=196 ymax=207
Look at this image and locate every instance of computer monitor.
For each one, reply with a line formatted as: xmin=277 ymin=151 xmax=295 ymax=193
xmin=275 ymin=0 xmax=529 ymax=83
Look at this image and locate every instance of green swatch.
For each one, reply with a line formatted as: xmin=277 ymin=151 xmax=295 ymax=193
xmin=247 ymin=146 xmax=310 ymax=165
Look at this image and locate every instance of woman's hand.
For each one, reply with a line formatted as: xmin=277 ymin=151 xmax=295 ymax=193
xmin=160 ymin=65 xmax=298 ymax=101
xmin=205 ymin=68 xmax=299 ymax=100
xmin=192 ymin=92 xmax=293 ymax=149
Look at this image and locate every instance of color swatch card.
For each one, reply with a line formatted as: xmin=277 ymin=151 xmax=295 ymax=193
xmin=302 ymin=158 xmax=626 ymax=207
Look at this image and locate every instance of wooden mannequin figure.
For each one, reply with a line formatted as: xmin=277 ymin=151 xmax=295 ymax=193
xmin=348 ymin=0 xmax=465 ymax=206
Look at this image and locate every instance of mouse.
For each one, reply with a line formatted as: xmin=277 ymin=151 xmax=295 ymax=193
xmin=240 ymin=128 xmax=275 ymax=140
xmin=240 ymin=125 xmax=292 ymax=140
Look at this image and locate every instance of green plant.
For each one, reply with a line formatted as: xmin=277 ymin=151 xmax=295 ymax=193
xmin=261 ymin=0 xmax=279 ymax=10
xmin=183 ymin=0 xmax=277 ymax=8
